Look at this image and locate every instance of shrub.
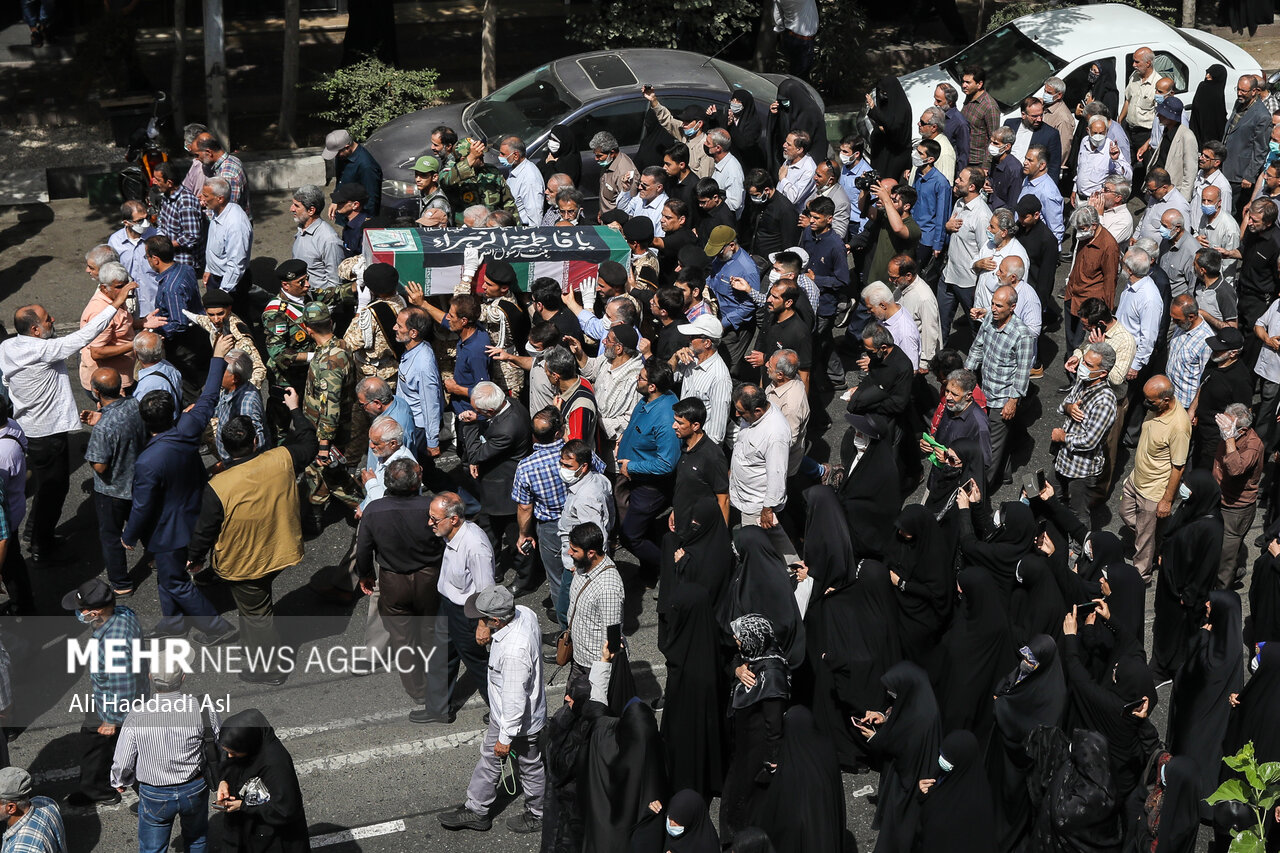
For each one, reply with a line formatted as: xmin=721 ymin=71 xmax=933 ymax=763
xmin=311 ymin=56 xmax=453 ymax=141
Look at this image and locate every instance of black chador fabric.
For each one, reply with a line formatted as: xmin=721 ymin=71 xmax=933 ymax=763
xmin=1129 ymin=755 xmax=1202 ymax=853
xmin=753 ymin=706 xmax=848 ymax=853
xmin=580 ymin=697 xmax=670 ymax=853
xmin=1226 ymin=642 xmax=1280 ymax=763
xmin=540 ymin=680 xmax=591 ymax=853
xmin=765 ymin=78 xmax=829 ymax=173
xmin=1011 ymin=554 xmax=1067 ymax=645
xmin=1189 ymin=65 xmax=1228 ymax=144
xmin=867 ymin=75 xmax=912 ymax=180
xmin=885 ymin=504 xmax=955 ymax=667
xmin=1167 ymin=590 xmax=1243 ymax=802
xmin=988 ymin=635 xmax=1067 ymax=852
xmin=661 ymin=788 xmax=719 ymax=853
xmin=658 ymin=495 xmax=732 ymax=627
xmin=658 ymin=584 xmax=727 ymax=802
xmin=959 ymin=501 xmax=1037 ymax=597
xmin=809 ymin=558 xmax=902 ymax=770
xmin=217 ymin=709 xmax=310 ymax=853
xmin=935 ymin=567 xmax=1019 ymax=741
xmin=1027 ymin=727 xmax=1123 ymax=853
xmin=919 ymin=730 xmax=998 ymax=853
xmin=1151 ymin=469 xmax=1223 ymax=679
xmin=866 ymin=661 xmax=942 ymax=853
xmin=1246 ymin=517 xmax=1280 ymax=651
xmin=720 ymin=527 xmax=805 ymax=670
xmin=537 ymin=123 xmax=581 ymax=186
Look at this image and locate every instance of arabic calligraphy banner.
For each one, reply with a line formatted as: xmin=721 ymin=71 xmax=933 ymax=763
xmin=363 ymin=226 xmax=631 ymax=295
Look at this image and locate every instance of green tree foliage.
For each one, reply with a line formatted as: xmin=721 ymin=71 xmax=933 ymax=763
xmin=569 ymin=0 xmax=758 ymax=51
xmin=1206 ymin=742 xmax=1280 ymax=853
xmin=311 ymin=56 xmax=453 ymax=141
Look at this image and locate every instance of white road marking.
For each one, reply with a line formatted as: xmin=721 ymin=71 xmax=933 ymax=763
xmin=293 ymin=728 xmax=487 ymax=776
xmin=311 ymin=819 xmax=407 ymax=847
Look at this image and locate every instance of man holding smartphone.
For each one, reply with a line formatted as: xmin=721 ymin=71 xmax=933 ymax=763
xmin=1051 ymin=343 xmax=1119 ymax=526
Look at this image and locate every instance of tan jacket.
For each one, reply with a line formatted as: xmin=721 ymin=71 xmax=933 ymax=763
xmin=652 ymin=101 xmax=715 ymax=179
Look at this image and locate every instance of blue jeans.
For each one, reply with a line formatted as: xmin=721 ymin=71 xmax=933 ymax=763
xmin=138 ymin=778 xmax=208 ymax=853
xmin=537 ymin=519 xmax=564 ymax=623
xmin=21 ymin=0 xmax=53 ymax=27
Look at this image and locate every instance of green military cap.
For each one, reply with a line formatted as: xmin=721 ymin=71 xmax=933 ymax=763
xmin=414 ymin=155 xmax=442 ymax=174
xmin=303 ymin=302 xmax=331 ymax=324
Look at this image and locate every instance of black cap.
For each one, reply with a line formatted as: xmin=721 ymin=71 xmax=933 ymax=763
xmin=1016 ymin=195 xmax=1042 ymax=215
xmin=61 ymin=578 xmax=114 ymax=611
xmin=610 ymin=324 xmax=640 ymax=350
xmin=677 ymin=244 xmax=708 ymax=272
xmin=332 ymin=182 xmax=369 ymax=205
xmin=623 ymin=216 xmax=654 ymax=242
xmin=680 ymin=105 xmax=704 ymax=124
xmin=276 ymin=259 xmax=308 ymax=281
xmin=485 ymin=260 xmax=517 ymax=288
xmin=1207 ymin=327 xmax=1245 ymax=352
xmin=601 ymin=210 xmax=629 ymax=227
xmin=202 ymin=288 xmax=233 ymax=308
xmin=363 ymin=262 xmax=399 ymax=296
xmin=597 ymin=260 xmax=627 ymax=290
xmin=843 ymin=412 xmax=883 ymax=439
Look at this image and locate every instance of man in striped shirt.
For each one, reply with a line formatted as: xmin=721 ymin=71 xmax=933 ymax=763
xmin=671 ymin=314 xmax=732 ymax=443
xmin=110 ymin=669 xmax=220 ymax=853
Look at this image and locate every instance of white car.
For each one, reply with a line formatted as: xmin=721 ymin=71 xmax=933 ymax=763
xmin=898 ymin=3 xmax=1260 ymax=127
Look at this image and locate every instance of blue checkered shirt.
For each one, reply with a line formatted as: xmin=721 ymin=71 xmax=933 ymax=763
xmin=1167 ymin=322 xmax=1213 ymax=408
xmin=1054 ymin=380 xmax=1118 ymax=478
xmin=156 ymin=186 xmax=205 ymax=268
xmin=511 ymin=440 xmax=608 ymax=522
xmin=1 ymin=796 xmax=67 ymax=853
xmin=965 ymin=313 xmax=1035 ymax=407
xmin=89 ymin=605 xmax=144 ymax=725
xmin=213 ymin=384 xmax=266 ymax=462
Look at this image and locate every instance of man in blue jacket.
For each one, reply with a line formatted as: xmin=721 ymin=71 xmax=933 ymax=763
xmin=122 ymin=334 xmax=238 ymax=644
xmin=703 ymin=226 xmax=761 ymax=376
xmin=800 ymin=195 xmax=852 ymax=389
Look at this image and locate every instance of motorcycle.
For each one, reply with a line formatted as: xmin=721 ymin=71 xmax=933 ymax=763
xmin=118 ymin=90 xmax=175 ymax=218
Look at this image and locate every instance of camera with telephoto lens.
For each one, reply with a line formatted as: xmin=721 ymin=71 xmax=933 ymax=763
xmin=854 ymin=168 xmax=881 ymax=193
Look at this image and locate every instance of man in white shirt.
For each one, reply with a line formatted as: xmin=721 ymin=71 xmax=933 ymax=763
xmin=888 ymin=254 xmax=942 ymax=372
xmin=729 ymin=383 xmax=797 ymax=562
xmin=973 ymin=255 xmax=1043 ymax=340
xmin=1098 ymin=176 xmax=1136 ymax=245
xmin=429 ymin=491 xmax=495 ymax=709
xmin=0 ymin=284 xmax=136 ymax=560
xmin=1193 ymin=185 xmax=1240 ymax=284
xmin=439 ymin=585 xmax=546 ymax=834
xmin=499 ymin=136 xmax=544 ymax=227
xmin=777 ymin=130 xmax=817 ymax=210
xmin=704 ymin=129 xmax=744 ymax=213
xmin=200 ymin=177 xmax=253 ymax=317
xmin=940 ymin=166 xmax=992 ymax=344
xmin=771 ymin=0 xmax=818 ymax=75
xmin=863 ymin=281 xmax=922 ymax=370
xmin=766 ymin=349 xmax=809 ymax=476
xmin=1191 ymin=141 xmax=1233 ymax=216
xmin=107 ymin=200 xmax=159 ymax=314
xmin=671 ymin=314 xmax=733 ymax=443
xmin=618 ymin=167 xmax=669 ymax=235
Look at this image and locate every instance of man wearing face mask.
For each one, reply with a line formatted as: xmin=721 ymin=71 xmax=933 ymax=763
xmin=495 ymin=136 xmax=543 ymax=227
xmin=1157 ymin=210 xmax=1197 ymax=298
xmin=730 ymin=383 xmax=798 ymax=561
xmin=1192 ymin=142 xmax=1233 ymax=217
xmin=1193 ymin=187 xmax=1240 ymax=286
xmin=1189 ymin=327 xmax=1252 ymax=467
xmin=555 ymin=439 xmax=615 ymax=629
xmin=703 ymin=130 xmax=745 ymax=213
xmin=986 ymin=126 xmax=1023 ymax=211
xmin=1212 ymin=402 xmax=1263 ymax=589
xmin=590 ymin=131 xmax=638 ymax=220
xmin=1120 ymin=375 xmax=1189 ymax=581
xmin=1064 ymin=206 xmax=1120 ymax=358
xmin=1223 ymin=76 xmax=1272 ymax=214
xmin=742 ymin=169 xmax=802 ymax=258
xmin=1134 ymin=77 xmax=1175 ymax=160
xmin=1135 ymin=168 xmax=1191 ymax=245
xmin=837 ymin=135 xmax=873 ymax=238
xmin=912 ymin=140 xmax=951 ymax=271
xmin=965 ymin=285 xmax=1034 ymax=489
xmin=62 ymin=578 xmax=144 ymax=806
xmin=1075 ymin=115 xmax=1132 ymax=205
xmin=912 ymin=108 xmax=956 ymax=184
xmin=847 ymin=320 xmax=913 ymax=432
xmin=1051 ymin=343 xmax=1118 ymax=525
xmin=704 ymin=226 xmax=762 ymax=369
xmin=1193 ymin=248 xmax=1238 ymax=331
xmin=1003 ymin=97 xmax=1062 ymax=182
xmin=108 ymin=200 xmax=160 ymax=315
xmin=642 ymin=89 xmax=716 ymax=178
xmin=1040 ymin=78 xmax=1075 ymax=174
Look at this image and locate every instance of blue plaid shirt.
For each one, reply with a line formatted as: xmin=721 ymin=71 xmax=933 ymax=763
xmin=965 ymin=313 xmax=1035 ymax=407
xmin=1 ymin=796 xmax=67 ymax=853
xmin=156 ymin=186 xmax=205 ymax=268
xmin=88 ymin=605 xmax=144 ymax=725
xmin=511 ymin=440 xmax=606 ymax=522
xmin=213 ymin=384 xmax=266 ymax=462
xmin=1167 ymin=321 xmax=1213 ymax=408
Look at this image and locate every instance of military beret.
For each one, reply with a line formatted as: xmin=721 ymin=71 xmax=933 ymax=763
xmin=276 ymin=259 xmax=308 ymax=281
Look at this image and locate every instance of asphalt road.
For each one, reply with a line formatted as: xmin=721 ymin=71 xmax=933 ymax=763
xmin=0 ymin=192 xmax=1246 ymax=851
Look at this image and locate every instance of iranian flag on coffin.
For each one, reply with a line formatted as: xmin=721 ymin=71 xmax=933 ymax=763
xmin=363 ymin=226 xmax=630 ymax=295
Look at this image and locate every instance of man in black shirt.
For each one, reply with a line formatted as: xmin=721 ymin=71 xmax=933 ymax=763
xmin=1016 ymin=195 xmax=1061 ymax=324
xmin=740 ymin=168 xmax=800 ymax=259
xmin=530 ymin=277 xmax=583 ymax=344
xmin=747 ymin=281 xmax=813 ymax=387
xmin=671 ymin=397 xmax=730 ymax=522
xmin=694 ymin=178 xmax=738 ymax=241
xmin=1227 ymin=197 xmax=1280 ymax=367
xmin=846 ymin=320 xmax=914 ymax=422
xmin=650 ymin=285 xmax=692 ymax=364
xmin=662 ymin=143 xmax=699 ymax=213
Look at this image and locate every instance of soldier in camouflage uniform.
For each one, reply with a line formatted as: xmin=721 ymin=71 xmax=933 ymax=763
xmin=439 ymin=138 xmax=520 ymax=225
xmin=262 ymin=259 xmax=317 ymax=391
xmin=299 ymin=302 xmax=361 ymax=533
xmin=343 ymin=262 xmax=405 ymax=386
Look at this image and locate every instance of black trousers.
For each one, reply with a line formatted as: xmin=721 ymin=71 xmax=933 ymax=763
xmin=24 ymin=432 xmax=69 ymax=549
xmin=1 ymin=537 xmax=34 ymax=614
xmin=79 ymin=713 xmax=121 ymax=799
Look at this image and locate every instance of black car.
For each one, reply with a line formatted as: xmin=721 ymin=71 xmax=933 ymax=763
xmin=363 ymin=48 xmax=823 ymax=218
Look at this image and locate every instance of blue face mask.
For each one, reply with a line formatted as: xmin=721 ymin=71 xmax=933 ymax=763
xmin=1154 ymin=94 xmax=1166 ymax=105
xmin=497 ymin=156 xmax=511 ymax=168
xmin=1158 ymin=225 xmax=1174 ymax=241
xmin=682 ymin=126 xmax=697 ymax=138
xmin=1178 ymin=482 xmax=1192 ymax=500
xmin=666 ymin=819 xmax=685 ymax=837
xmin=1271 ymin=141 xmax=1280 ymax=156
xmin=938 ymin=755 xmax=954 ymax=773
xmin=1201 ymin=203 xmax=1217 ymax=217
xmin=76 ymin=611 xmax=92 ymax=624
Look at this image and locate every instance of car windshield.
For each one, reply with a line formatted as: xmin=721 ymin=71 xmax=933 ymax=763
xmin=942 ymin=24 xmax=1066 ymax=110
xmin=467 ymin=65 xmax=581 ymax=141
xmin=710 ymin=58 xmax=778 ymax=105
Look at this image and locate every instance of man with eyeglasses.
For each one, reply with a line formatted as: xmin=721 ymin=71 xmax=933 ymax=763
xmin=1192 ymin=141 xmax=1233 ymax=217
xmin=618 ymin=166 xmax=669 ymax=235
xmin=1223 ymin=75 xmax=1271 ymax=216
xmin=912 ymin=107 xmax=956 ymax=184
xmin=1095 ymin=177 xmax=1135 ymax=245
xmin=108 ymin=200 xmax=159 ymax=315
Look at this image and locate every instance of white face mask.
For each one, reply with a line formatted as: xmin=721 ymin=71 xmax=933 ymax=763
xmin=729 ymin=101 xmax=743 ymax=115
xmin=839 ymin=152 xmax=854 ymax=166
xmin=938 ymin=755 xmax=954 ymax=773
xmin=911 ymin=151 xmax=926 ymax=168
xmin=768 ymin=269 xmax=782 ymax=285
xmin=547 ymin=137 xmax=561 ymax=154
xmin=1089 ymin=132 xmax=1107 ymax=148
xmin=853 ymin=432 xmax=870 ymax=451
xmin=1076 ymin=362 xmax=1096 ymax=382
xmin=987 ymin=142 xmax=1003 ymax=157
xmin=559 ymin=466 xmax=581 ymax=485
xmin=1178 ymin=483 xmax=1191 ymax=500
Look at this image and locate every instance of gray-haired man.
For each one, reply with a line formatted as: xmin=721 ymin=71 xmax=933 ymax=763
xmin=290 ymin=185 xmax=345 ymax=293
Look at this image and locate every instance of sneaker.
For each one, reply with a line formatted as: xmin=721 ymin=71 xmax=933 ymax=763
xmin=1029 ymin=366 xmax=1044 ymax=379
xmin=409 ymin=708 xmax=455 ymax=724
xmin=112 ymin=587 xmax=135 ymax=598
xmin=506 ymin=809 xmax=542 ymax=833
xmin=191 ymin=626 xmax=238 ymax=647
xmin=1056 ymin=381 xmax=1075 ymax=393
xmin=439 ymin=806 xmax=491 ymax=831
xmin=238 ymin=670 xmax=287 ymax=686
